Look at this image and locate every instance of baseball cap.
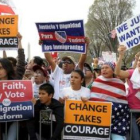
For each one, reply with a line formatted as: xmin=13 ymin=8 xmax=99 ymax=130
xmin=32 ymin=65 xmax=48 ymax=77
xmin=62 ymin=56 xmax=75 ymax=65
xmin=84 ymin=63 xmax=93 ymax=72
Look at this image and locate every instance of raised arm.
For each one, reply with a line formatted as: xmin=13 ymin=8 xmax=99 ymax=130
xmin=78 ymin=37 xmax=89 ymax=70
xmin=115 ymin=45 xmax=129 ymax=78
xmin=44 ymin=52 xmax=56 ymax=72
xmin=39 ymin=40 xmax=56 ymax=72
xmin=15 ymin=32 xmax=25 ymax=79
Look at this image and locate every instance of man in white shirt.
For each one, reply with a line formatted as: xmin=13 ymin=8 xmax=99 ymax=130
xmin=43 ymin=38 xmax=89 ymax=100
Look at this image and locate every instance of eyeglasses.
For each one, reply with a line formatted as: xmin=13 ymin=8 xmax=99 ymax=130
xmin=84 ymin=67 xmax=91 ymax=71
xmin=61 ymin=60 xmax=73 ymax=64
xmin=34 ymin=71 xmax=44 ymax=76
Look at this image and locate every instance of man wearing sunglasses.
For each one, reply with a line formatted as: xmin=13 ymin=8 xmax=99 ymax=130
xmin=43 ymin=38 xmax=89 ymax=100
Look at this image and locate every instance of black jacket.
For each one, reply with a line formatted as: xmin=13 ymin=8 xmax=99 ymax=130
xmin=34 ymin=98 xmax=64 ymax=140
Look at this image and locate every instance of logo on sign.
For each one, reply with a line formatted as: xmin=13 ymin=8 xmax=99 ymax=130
xmin=55 ymin=31 xmax=67 ymax=43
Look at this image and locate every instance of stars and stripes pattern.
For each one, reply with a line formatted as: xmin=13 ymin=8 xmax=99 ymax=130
xmin=90 ymin=75 xmax=130 ymax=136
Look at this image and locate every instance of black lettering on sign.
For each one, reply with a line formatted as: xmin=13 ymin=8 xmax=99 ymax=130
xmin=0 ymin=18 xmax=15 ymax=24
xmin=69 ymin=103 xmax=108 ymax=113
xmin=0 ymin=28 xmax=10 ymax=35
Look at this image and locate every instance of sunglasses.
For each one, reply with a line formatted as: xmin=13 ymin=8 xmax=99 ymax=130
xmin=61 ymin=60 xmax=73 ymax=64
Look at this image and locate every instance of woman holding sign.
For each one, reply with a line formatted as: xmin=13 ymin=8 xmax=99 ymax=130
xmin=115 ymin=45 xmax=140 ymax=140
xmin=59 ymin=69 xmax=90 ymax=103
xmin=91 ymin=61 xmax=130 ymax=140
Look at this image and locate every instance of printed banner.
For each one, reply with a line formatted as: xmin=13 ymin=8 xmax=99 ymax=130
xmin=0 ymin=2 xmax=15 ymax=15
xmin=0 ymin=80 xmax=34 ymax=122
xmin=115 ymin=14 xmax=140 ymax=49
xmin=102 ymin=51 xmax=116 ymax=63
xmin=63 ymin=100 xmax=112 ymax=140
xmin=0 ymin=15 xmax=18 ymax=49
xmin=36 ymin=20 xmax=85 ymax=53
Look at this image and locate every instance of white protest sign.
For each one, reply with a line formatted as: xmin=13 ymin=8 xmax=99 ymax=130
xmin=115 ymin=14 xmax=140 ymax=49
xmin=102 ymin=51 xmax=116 ymax=63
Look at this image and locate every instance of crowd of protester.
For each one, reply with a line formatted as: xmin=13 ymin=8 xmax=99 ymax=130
xmin=0 ymin=33 xmax=140 ymax=140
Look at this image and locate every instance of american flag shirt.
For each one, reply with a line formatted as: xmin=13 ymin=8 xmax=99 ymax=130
xmin=90 ymin=75 xmax=130 ymax=136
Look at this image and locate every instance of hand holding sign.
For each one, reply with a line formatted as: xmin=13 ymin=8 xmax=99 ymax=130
xmin=17 ymin=32 xmax=22 ymax=49
xmin=118 ymin=45 xmax=127 ymax=57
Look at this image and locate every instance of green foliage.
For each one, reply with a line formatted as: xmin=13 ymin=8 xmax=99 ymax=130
xmin=85 ymin=0 xmax=136 ymax=59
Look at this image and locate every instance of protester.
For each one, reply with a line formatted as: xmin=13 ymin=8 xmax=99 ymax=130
xmin=83 ymin=63 xmax=94 ymax=89
xmin=26 ymin=83 xmax=64 ymax=140
xmin=59 ymin=69 xmax=90 ymax=103
xmin=91 ymin=62 xmax=130 ymax=140
xmin=23 ymin=56 xmax=44 ymax=80
xmin=115 ymin=45 xmax=140 ymax=140
xmin=3 ymin=32 xmax=25 ymax=80
xmin=42 ymin=38 xmax=89 ymax=100
xmin=32 ymin=65 xmax=50 ymax=99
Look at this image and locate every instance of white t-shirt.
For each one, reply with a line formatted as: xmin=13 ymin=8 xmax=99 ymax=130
xmin=51 ymin=65 xmax=71 ymax=100
xmin=33 ymin=82 xmax=46 ymax=99
xmin=60 ymin=86 xmax=90 ymax=100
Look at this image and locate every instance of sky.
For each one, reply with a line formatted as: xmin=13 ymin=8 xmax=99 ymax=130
xmin=2 ymin=0 xmax=94 ymax=60
xmin=1 ymin=0 xmax=140 ymax=60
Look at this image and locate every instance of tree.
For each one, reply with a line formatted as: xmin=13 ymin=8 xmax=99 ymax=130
xmin=85 ymin=0 xmax=136 ymax=58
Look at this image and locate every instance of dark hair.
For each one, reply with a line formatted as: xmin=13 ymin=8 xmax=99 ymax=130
xmin=39 ymin=83 xmax=54 ymax=95
xmin=72 ymin=69 xmax=85 ymax=87
xmin=121 ymin=65 xmax=128 ymax=70
xmin=7 ymin=57 xmax=17 ymax=67
xmin=33 ymin=56 xmax=43 ymax=66
xmin=0 ymin=58 xmax=15 ymax=80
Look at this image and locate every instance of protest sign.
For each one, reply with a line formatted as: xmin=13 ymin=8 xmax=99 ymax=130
xmin=0 ymin=2 xmax=15 ymax=15
xmin=63 ymin=100 xmax=112 ymax=140
xmin=0 ymin=80 xmax=33 ymax=122
xmin=36 ymin=20 xmax=85 ymax=53
xmin=102 ymin=51 xmax=116 ymax=63
xmin=115 ymin=14 xmax=140 ymax=49
xmin=0 ymin=15 xmax=18 ymax=49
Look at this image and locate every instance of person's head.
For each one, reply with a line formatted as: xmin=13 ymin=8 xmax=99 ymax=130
xmin=7 ymin=57 xmax=17 ymax=71
xmin=33 ymin=65 xmax=49 ymax=84
xmin=101 ymin=62 xmax=115 ymax=78
xmin=93 ymin=58 xmax=99 ymax=64
xmin=84 ymin=63 xmax=94 ymax=79
xmin=137 ymin=56 xmax=140 ymax=71
xmin=0 ymin=58 xmax=15 ymax=80
xmin=39 ymin=83 xmax=54 ymax=105
xmin=70 ymin=69 xmax=85 ymax=90
xmin=61 ymin=56 xmax=75 ymax=74
xmin=27 ymin=56 xmax=43 ymax=70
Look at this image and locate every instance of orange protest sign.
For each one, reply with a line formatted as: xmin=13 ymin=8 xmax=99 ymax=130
xmin=65 ymin=100 xmax=112 ymax=126
xmin=63 ymin=100 xmax=112 ymax=140
xmin=0 ymin=15 xmax=18 ymax=37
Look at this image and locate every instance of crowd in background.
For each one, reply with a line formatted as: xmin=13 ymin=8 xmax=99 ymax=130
xmin=0 ymin=33 xmax=140 ymax=140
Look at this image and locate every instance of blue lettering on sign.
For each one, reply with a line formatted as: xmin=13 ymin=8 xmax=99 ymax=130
xmin=130 ymin=15 xmax=140 ymax=27
xmin=126 ymin=36 xmax=140 ymax=48
xmin=119 ymin=35 xmax=126 ymax=42
xmin=119 ymin=27 xmax=140 ymax=42
xmin=117 ymin=23 xmax=128 ymax=33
